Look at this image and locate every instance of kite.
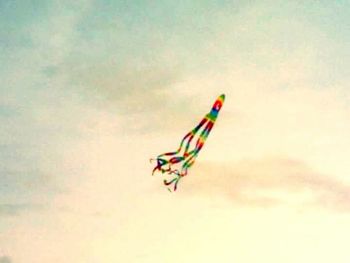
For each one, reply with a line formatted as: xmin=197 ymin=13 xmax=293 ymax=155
xmin=151 ymin=94 xmax=225 ymax=191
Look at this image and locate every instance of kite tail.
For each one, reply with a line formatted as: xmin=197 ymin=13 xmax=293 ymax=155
xmin=164 ymin=176 xmax=180 ymax=192
xmin=150 ymin=155 xmax=186 ymax=175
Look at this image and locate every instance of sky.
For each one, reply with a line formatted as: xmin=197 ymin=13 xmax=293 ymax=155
xmin=1 ymin=0 xmax=350 ymax=262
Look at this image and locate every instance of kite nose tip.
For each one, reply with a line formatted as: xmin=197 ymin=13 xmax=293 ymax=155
xmin=219 ymin=94 xmax=225 ymax=101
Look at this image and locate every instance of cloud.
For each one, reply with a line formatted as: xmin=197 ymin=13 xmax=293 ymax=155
xmin=183 ymin=158 xmax=350 ymax=212
xmin=0 ymin=256 xmax=12 ymax=263
xmin=0 ymin=203 xmax=45 ymax=216
xmin=0 ymin=0 xmax=96 ymax=206
xmin=65 ymin=57 xmax=208 ymax=134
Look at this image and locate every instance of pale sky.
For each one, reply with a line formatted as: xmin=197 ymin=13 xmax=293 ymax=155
xmin=1 ymin=1 xmax=350 ymax=262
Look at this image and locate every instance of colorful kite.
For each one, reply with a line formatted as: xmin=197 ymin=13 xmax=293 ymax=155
xmin=151 ymin=94 xmax=225 ymax=191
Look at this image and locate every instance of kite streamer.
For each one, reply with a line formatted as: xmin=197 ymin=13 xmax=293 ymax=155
xmin=151 ymin=94 xmax=225 ymax=191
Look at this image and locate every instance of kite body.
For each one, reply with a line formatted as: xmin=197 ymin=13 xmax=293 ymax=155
xmin=151 ymin=94 xmax=225 ymax=191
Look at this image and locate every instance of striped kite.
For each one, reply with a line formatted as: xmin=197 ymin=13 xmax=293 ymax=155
xmin=151 ymin=94 xmax=225 ymax=191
